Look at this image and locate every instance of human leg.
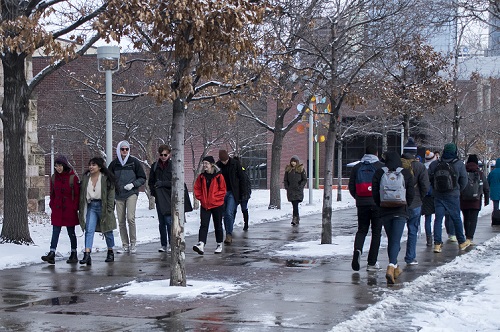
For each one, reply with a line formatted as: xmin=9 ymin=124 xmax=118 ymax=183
xmin=493 ymin=200 xmax=499 ymax=211
xmin=405 ymin=206 xmax=421 ymax=264
xmin=115 ymin=199 xmax=129 ymax=249
xmin=49 ymin=225 xmax=62 ymax=251
xmin=84 ymin=201 xmax=100 ymax=251
xmin=125 ymin=194 xmax=138 ymax=247
xmin=66 ymin=226 xmax=77 ymax=251
xmin=223 ymin=191 xmax=237 ymax=236
xmin=198 ymin=207 xmax=211 ymax=245
xmin=445 ymin=213 xmax=455 ymax=240
xmin=212 ymin=205 xmax=224 ymax=244
xmin=433 ymin=198 xmax=446 ymax=245
xmin=443 ymin=195 xmax=466 ymax=244
xmin=367 ymin=207 xmax=382 ymax=267
xmin=464 ymin=209 xmax=479 ymax=241
xmin=384 ymin=216 xmax=407 ymax=265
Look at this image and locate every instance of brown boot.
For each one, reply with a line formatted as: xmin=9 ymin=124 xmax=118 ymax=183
xmin=224 ymin=234 xmax=232 ymax=245
xmin=386 ymin=265 xmax=395 ymax=284
xmin=394 ymin=266 xmax=402 ymax=279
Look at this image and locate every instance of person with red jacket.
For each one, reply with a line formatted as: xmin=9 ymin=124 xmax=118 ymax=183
xmin=41 ymin=155 xmax=81 ymax=264
xmin=193 ymin=155 xmax=226 ymax=255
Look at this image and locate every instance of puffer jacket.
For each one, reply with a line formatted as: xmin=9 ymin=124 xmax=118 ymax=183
xmin=109 ymin=156 xmax=146 ymax=200
xmin=194 ymin=170 xmax=226 ymax=210
xmin=488 ymin=158 xmax=500 ymax=201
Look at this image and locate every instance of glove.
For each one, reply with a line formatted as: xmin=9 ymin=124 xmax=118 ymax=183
xmin=124 ymin=183 xmax=134 ymax=191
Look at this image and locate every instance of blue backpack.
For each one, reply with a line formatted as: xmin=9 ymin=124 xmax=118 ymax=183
xmin=355 ymin=161 xmax=377 ymax=197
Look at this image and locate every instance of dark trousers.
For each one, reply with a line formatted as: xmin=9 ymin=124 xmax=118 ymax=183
xmin=291 ymin=201 xmax=300 ymax=217
xmin=462 ymin=209 xmax=480 ymax=240
xmin=354 ymin=205 xmax=382 ymax=266
xmin=50 ymin=225 xmax=77 ymax=251
xmin=199 ymin=206 xmax=224 ymax=244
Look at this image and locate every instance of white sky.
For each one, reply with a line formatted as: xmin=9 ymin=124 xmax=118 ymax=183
xmin=1 ymin=189 xmax=499 ymax=330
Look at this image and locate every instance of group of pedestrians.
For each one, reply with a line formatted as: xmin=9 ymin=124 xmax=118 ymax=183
xmin=348 ymin=139 xmax=493 ymax=284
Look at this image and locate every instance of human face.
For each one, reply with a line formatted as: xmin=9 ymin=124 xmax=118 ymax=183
xmin=290 ymin=160 xmax=297 ymax=167
xmin=54 ymin=163 xmax=64 ymax=174
xmin=159 ymin=150 xmax=170 ymax=161
xmin=120 ymin=146 xmax=129 ymax=158
xmin=202 ymin=161 xmax=213 ymax=172
xmin=89 ymin=161 xmax=101 ymax=175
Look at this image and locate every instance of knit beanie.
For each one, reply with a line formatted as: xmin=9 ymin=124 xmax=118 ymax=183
xmin=203 ymin=156 xmax=215 ymax=164
xmin=425 ymin=150 xmax=435 ymax=160
xmin=218 ymin=150 xmax=229 ymax=162
xmin=443 ymin=143 xmax=457 ymax=154
xmin=290 ymin=155 xmax=300 ymax=163
xmin=54 ymin=155 xmax=69 ymax=167
xmin=467 ymin=154 xmax=479 ymax=165
xmin=403 ymin=137 xmax=417 ymax=154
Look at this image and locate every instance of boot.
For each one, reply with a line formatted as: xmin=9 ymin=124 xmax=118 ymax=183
xmin=66 ymin=251 xmax=78 ymax=264
xmin=243 ymin=210 xmax=249 ymax=231
xmin=386 ymin=265 xmax=395 ymax=284
xmin=291 ymin=216 xmax=298 ymax=226
xmin=426 ymin=235 xmax=433 ymax=247
xmin=105 ymin=249 xmax=114 ymax=262
xmin=79 ymin=252 xmax=92 ymax=266
xmin=41 ymin=251 xmax=56 ymax=264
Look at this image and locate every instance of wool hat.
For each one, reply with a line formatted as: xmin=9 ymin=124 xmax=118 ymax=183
xmin=467 ymin=154 xmax=479 ymax=165
xmin=290 ymin=155 xmax=300 ymax=163
xmin=54 ymin=155 xmax=69 ymax=167
xmin=203 ymin=155 xmax=215 ymax=164
xmin=219 ymin=150 xmax=229 ymax=162
xmin=425 ymin=150 xmax=435 ymax=160
xmin=403 ymin=137 xmax=418 ymax=154
xmin=443 ymin=143 xmax=457 ymax=154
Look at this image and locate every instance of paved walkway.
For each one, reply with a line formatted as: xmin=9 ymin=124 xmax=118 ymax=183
xmin=0 ymin=208 xmax=498 ymax=331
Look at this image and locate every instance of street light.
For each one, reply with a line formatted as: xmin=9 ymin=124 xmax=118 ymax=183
xmin=97 ymin=45 xmax=120 ymax=165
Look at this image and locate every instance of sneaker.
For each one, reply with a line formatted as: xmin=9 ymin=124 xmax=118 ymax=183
xmin=158 ymin=246 xmax=167 ymax=252
xmin=434 ymin=243 xmax=443 ymax=253
xmin=366 ymin=262 xmax=381 ymax=271
xmin=459 ymin=239 xmax=472 ymax=250
xmin=168 ymin=246 xmax=172 ymax=252
xmin=406 ymin=260 xmax=418 ymax=265
xmin=130 ymin=244 xmax=137 ymax=254
xmin=193 ymin=241 xmax=204 ymax=255
xmin=121 ymin=245 xmax=130 ymax=253
xmin=214 ymin=243 xmax=223 ymax=254
xmin=351 ymin=249 xmax=361 ymax=271
xmin=448 ymin=235 xmax=457 ymax=242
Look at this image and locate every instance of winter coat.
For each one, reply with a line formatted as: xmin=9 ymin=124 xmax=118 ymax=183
xmin=241 ymin=166 xmax=252 ymax=201
xmin=428 ymin=155 xmax=468 ymax=198
xmin=284 ymin=163 xmax=307 ymax=202
xmin=49 ymin=170 xmax=80 ymax=227
xmin=148 ymin=159 xmax=173 ymax=216
xmin=216 ymin=157 xmax=246 ymax=202
xmin=109 ymin=156 xmax=146 ymax=200
xmin=401 ymin=153 xmax=430 ymax=209
xmin=372 ymin=151 xmax=415 ymax=219
xmin=78 ymin=173 xmax=117 ymax=233
xmin=194 ymin=170 xmax=226 ymax=210
xmin=460 ymin=162 xmax=490 ymax=210
xmin=348 ymin=154 xmax=384 ymax=207
xmin=488 ymin=158 xmax=500 ymax=201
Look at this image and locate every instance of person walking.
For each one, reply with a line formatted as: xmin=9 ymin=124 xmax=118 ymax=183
xmin=284 ymin=155 xmax=307 ymax=226
xmin=372 ymin=151 xmax=414 ymax=284
xmin=428 ymin=143 xmax=470 ymax=253
xmin=348 ymin=145 xmax=384 ymax=271
xmin=460 ymin=154 xmax=489 ymax=244
xmin=193 ymin=156 xmax=226 ymax=255
xmin=422 ymin=150 xmax=437 ymax=246
xmin=78 ymin=157 xmax=117 ymax=265
xmin=216 ymin=149 xmax=246 ymax=244
xmin=109 ymin=140 xmax=146 ymax=253
xmin=487 ymin=157 xmax=500 ymax=211
xmin=41 ymin=155 xmax=81 ymax=265
xmin=401 ymin=138 xmax=430 ymax=266
xmin=233 ymin=156 xmax=252 ymax=231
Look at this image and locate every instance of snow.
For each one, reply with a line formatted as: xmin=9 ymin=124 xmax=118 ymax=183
xmin=1 ymin=189 xmax=500 ymax=330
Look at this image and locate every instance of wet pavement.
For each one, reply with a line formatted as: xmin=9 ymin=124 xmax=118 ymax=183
xmin=0 ymin=207 xmax=499 ymax=331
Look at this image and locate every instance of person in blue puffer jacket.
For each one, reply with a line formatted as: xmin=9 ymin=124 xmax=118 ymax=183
xmin=487 ymin=158 xmax=500 ymax=211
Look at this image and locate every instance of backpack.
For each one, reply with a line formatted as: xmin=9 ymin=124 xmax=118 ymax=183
xmin=433 ymin=159 xmax=457 ymax=193
xmin=355 ymin=161 xmax=377 ymax=197
xmin=51 ymin=173 xmax=76 ymax=200
xmin=461 ymin=171 xmax=483 ymax=201
xmin=379 ymin=167 xmax=407 ymax=207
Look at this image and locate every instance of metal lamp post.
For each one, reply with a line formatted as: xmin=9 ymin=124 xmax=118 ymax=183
xmin=97 ymin=45 xmax=120 ymax=165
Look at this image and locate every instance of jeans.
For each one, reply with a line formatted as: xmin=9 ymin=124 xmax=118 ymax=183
xmin=405 ymin=206 xmax=421 ymax=263
xmin=85 ymin=201 xmax=115 ymax=250
xmin=354 ymin=205 xmax=382 ymax=266
xmin=50 ymin=226 xmax=77 ymax=252
xmin=433 ymin=195 xmax=465 ymax=244
xmin=158 ymin=213 xmax=172 ymax=247
xmin=223 ymin=191 xmax=237 ymax=235
xmin=424 ymin=214 xmax=433 ymax=238
xmin=445 ymin=214 xmax=455 ymax=236
xmin=199 ymin=206 xmax=224 ymax=244
xmin=382 ymin=215 xmax=407 ymax=265
xmin=494 ymin=200 xmax=499 ymax=211
xmin=116 ymin=194 xmax=138 ymax=246
xmin=462 ymin=209 xmax=480 ymax=240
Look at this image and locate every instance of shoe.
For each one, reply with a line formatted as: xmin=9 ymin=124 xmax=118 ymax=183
xmin=406 ymin=260 xmax=418 ymax=265
xmin=448 ymin=235 xmax=457 ymax=242
xmin=459 ymin=239 xmax=472 ymax=250
xmin=79 ymin=252 xmax=92 ymax=265
xmin=291 ymin=216 xmax=298 ymax=226
xmin=193 ymin=241 xmax=204 ymax=255
xmin=122 ymin=245 xmax=130 ymax=253
xmin=130 ymin=244 xmax=137 ymax=254
xmin=434 ymin=243 xmax=443 ymax=253
xmin=168 ymin=246 xmax=172 ymax=252
xmin=104 ymin=250 xmax=114 ymax=262
xmin=386 ymin=265 xmax=395 ymax=284
xmin=224 ymin=234 xmax=232 ymax=245
xmin=66 ymin=251 xmax=78 ymax=264
xmin=41 ymin=251 xmax=56 ymax=265
xmin=366 ymin=262 xmax=381 ymax=271
xmin=243 ymin=210 xmax=249 ymax=231
xmin=394 ymin=266 xmax=402 ymax=279
xmin=351 ymin=249 xmax=361 ymax=271
xmin=214 ymin=243 xmax=223 ymax=254
xmin=426 ymin=235 xmax=433 ymax=247
xmin=158 ymin=246 xmax=167 ymax=252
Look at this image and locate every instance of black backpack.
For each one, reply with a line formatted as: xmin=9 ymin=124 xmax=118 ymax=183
xmin=433 ymin=159 xmax=457 ymax=193
xmin=461 ymin=171 xmax=482 ymax=201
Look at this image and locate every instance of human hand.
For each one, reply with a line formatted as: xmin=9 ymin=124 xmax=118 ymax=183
xmin=124 ymin=183 xmax=134 ymax=191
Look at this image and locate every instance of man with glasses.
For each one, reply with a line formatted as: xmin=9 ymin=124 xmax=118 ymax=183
xmin=109 ymin=140 xmax=146 ymax=253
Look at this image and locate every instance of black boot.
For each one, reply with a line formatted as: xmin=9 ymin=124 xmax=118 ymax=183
xmin=41 ymin=251 xmax=56 ymax=264
xmin=105 ymin=249 xmax=114 ymax=262
xmin=243 ymin=210 xmax=249 ymax=231
xmin=66 ymin=251 xmax=78 ymax=264
xmin=79 ymin=252 xmax=91 ymax=265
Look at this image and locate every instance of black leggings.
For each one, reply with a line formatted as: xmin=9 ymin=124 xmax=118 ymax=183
xmin=291 ymin=200 xmax=300 ymax=217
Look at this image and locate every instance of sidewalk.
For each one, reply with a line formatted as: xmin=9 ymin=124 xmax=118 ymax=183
xmin=0 ymin=208 xmax=498 ymax=331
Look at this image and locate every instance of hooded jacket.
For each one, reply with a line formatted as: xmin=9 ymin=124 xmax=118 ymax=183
xmin=487 ymin=158 xmax=500 ymax=201
xmin=194 ymin=167 xmax=226 ymax=210
xmin=284 ymin=157 xmax=308 ymax=202
xmin=108 ymin=141 xmax=147 ymax=200
xmin=348 ymin=154 xmax=384 ymax=206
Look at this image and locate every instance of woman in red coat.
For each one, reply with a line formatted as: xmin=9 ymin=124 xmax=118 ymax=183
xmin=193 ymin=155 xmax=226 ymax=255
xmin=41 ymin=155 xmax=81 ymax=264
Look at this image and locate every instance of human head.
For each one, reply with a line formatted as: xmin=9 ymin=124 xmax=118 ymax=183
xmin=290 ymin=155 xmax=300 ymax=166
xmin=118 ymin=140 xmax=130 ymax=158
xmin=443 ymin=143 xmax=457 ymax=155
xmin=202 ymin=155 xmax=215 ymax=173
xmin=54 ymin=155 xmax=71 ymax=173
xmin=467 ymin=154 xmax=479 ymax=165
xmin=425 ymin=150 xmax=435 ymax=161
xmin=219 ymin=150 xmax=230 ymax=164
xmin=158 ymin=144 xmax=171 ymax=161
xmin=365 ymin=145 xmax=377 ymax=156
xmin=88 ymin=157 xmax=105 ymax=174
xmin=403 ymin=137 xmax=417 ymax=156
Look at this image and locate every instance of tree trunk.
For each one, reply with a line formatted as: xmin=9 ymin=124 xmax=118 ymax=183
xmin=321 ymin=112 xmax=337 ymax=244
xmin=452 ymin=102 xmax=459 ymax=145
xmin=268 ymin=105 xmax=285 ymax=210
xmin=1 ymin=55 xmax=32 ymax=244
xmin=169 ymin=97 xmax=186 ymax=286
xmin=336 ymin=138 xmax=342 ymax=202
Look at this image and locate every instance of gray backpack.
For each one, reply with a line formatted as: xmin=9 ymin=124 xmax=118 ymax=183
xmin=380 ymin=167 xmax=407 ymax=207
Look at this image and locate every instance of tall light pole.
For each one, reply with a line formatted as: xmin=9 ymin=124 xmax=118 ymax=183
xmin=97 ymin=45 xmax=120 ymax=165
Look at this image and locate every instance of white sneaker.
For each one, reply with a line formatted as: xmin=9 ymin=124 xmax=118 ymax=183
xmin=366 ymin=262 xmax=381 ymax=271
xmin=214 ymin=243 xmax=223 ymax=254
xmin=193 ymin=242 xmax=204 ymax=255
xmin=448 ymin=235 xmax=457 ymax=242
xmin=130 ymin=244 xmax=137 ymax=253
xmin=121 ymin=245 xmax=130 ymax=253
xmin=158 ymin=246 xmax=167 ymax=252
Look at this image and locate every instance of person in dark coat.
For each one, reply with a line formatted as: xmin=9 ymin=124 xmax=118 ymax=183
xmin=284 ymin=155 xmax=307 ymax=226
xmin=41 ymin=155 xmax=81 ymax=265
xmin=460 ymin=154 xmax=490 ymax=243
xmin=372 ymin=151 xmax=414 ymax=284
xmin=422 ymin=150 xmax=438 ymax=246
